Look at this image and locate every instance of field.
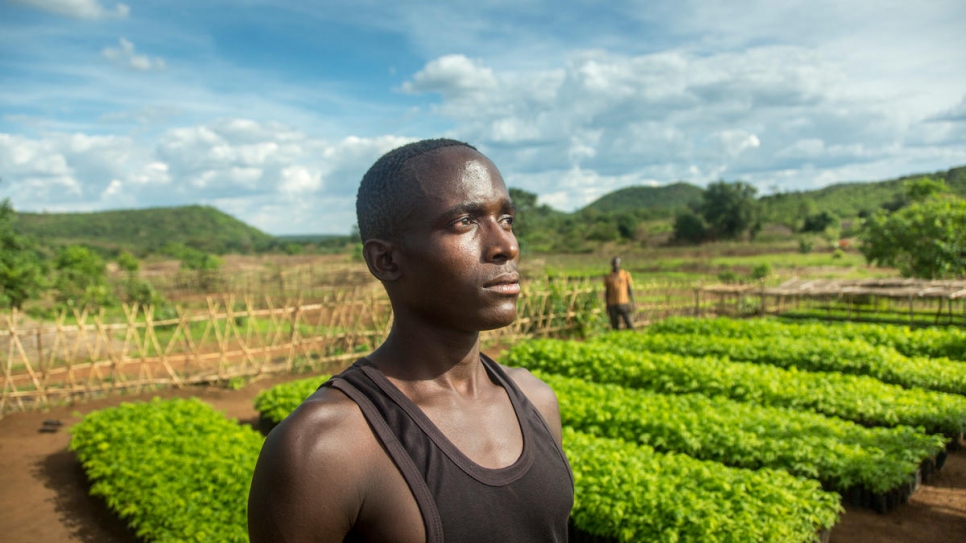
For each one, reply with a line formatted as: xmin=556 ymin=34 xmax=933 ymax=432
xmin=2 ymin=374 xmax=964 ymax=543
xmin=14 ymin=317 xmax=960 ymax=542
xmin=3 ymin=244 xmax=966 ymax=542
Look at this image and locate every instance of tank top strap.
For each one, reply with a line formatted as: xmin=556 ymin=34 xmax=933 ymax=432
xmin=479 ymin=353 xmax=573 ymax=485
xmin=321 ymin=362 xmax=445 ymax=543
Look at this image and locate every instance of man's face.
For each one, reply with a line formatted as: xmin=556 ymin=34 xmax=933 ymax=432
xmin=392 ymin=146 xmax=520 ymax=332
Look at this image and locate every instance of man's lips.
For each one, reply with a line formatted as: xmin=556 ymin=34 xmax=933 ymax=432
xmin=483 ymin=273 xmax=521 ymax=295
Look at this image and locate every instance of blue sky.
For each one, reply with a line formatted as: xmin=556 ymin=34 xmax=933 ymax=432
xmin=2 ymin=0 xmax=965 ymax=235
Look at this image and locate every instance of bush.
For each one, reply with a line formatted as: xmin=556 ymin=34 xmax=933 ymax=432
xmin=70 ymin=398 xmax=261 ymax=542
xmin=750 ymin=263 xmax=771 ymax=281
xmin=672 ymin=211 xmax=707 ymax=244
xmin=801 ymin=211 xmax=839 ymax=233
xmin=859 ymin=193 xmax=966 ymax=278
xmin=716 ymin=269 xmax=739 ymax=284
xmin=0 ymin=199 xmax=45 ymax=309
xmin=54 ymin=246 xmax=115 ymax=310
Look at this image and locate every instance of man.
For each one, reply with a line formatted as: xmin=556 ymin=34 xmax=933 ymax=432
xmin=248 ymin=139 xmax=574 ymax=542
xmin=603 ymin=256 xmax=634 ymax=330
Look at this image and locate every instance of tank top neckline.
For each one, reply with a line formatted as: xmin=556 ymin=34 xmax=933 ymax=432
xmin=354 ymin=355 xmax=535 ymax=486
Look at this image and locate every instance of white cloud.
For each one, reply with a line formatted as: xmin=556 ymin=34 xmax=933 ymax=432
xmin=4 ymin=0 xmax=965 ymax=231
xmin=927 ymin=95 xmax=966 ymax=123
xmin=0 ymin=122 xmax=414 ymax=234
xmin=279 ymin=165 xmax=322 ymax=194
xmin=714 ymin=130 xmax=761 ymax=157
xmin=400 ymin=54 xmax=503 ymax=119
xmin=11 ymin=0 xmax=128 ymax=19
xmin=396 ymin=46 xmax=962 ymax=206
xmin=102 ymin=38 xmax=166 ymax=71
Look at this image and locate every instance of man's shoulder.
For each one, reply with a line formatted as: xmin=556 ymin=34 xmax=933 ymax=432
xmin=249 ymin=380 xmax=412 ymax=541
xmin=502 ymin=364 xmax=551 ymax=391
xmin=261 ymin=384 xmax=375 ymax=473
xmin=501 ymin=366 xmax=559 ymax=412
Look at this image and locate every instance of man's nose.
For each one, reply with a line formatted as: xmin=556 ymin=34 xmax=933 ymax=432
xmin=484 ymin=220 xmax=519 ymax=263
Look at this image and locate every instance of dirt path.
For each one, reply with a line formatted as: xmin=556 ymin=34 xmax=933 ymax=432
xmin=2 ymin=362 xmax=965 ymax=543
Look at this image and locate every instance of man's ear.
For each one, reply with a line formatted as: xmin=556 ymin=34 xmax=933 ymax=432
xmin=362 ymin=239 xmax=401 ymax=281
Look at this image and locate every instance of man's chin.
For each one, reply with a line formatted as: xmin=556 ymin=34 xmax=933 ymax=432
xmin=477 ymin=310 xmax=518 ymax=332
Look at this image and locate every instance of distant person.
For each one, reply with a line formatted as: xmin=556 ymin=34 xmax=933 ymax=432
xmin=604 ymin=256 xmax=635 ymax=330
xmin=248 ymin=139 xmax=574 ymax=542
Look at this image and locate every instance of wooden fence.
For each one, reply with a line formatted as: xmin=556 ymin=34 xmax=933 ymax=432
xmin=693 ymin=279 xmax=966 ymax=326
xmin=1 ymin=276 xmax=710 ymax=415
xmin=131 ymin=264 xmax=375 ymax=303
xmin=7 ymin=277 xmax=685 ymax=415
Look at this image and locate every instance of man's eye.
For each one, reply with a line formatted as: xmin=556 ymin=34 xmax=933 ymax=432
xmin=454 ymin=217 xmax=473 ymax=226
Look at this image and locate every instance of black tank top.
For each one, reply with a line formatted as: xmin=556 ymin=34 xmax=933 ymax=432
xmin=322 ymin=355 xmax=574 ymax=543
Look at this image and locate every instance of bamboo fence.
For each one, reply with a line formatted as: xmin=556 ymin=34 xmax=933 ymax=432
xmin=693 ymin=278 xmax=966 ymax=326
xmin=4 ymin=278 xmax=701 ymax=415
xmin=131 ymin=264 xmax=375 ymax=303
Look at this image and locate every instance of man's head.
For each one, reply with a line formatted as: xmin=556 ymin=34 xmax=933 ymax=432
xmin=612 ymin=257 xmax=622 ymax=272
xmin=357 ymin=139 xmax=520 ymax=332
xmin=356 ymin=138 xmax=478 ymax=243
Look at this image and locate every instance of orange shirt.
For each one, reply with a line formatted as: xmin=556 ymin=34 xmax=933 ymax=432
xmin=604 ymin=269 xmax=633 ymax=306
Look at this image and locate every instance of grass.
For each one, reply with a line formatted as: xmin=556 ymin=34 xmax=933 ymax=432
xmin=528 ymin=243 xmax=893 ymax=283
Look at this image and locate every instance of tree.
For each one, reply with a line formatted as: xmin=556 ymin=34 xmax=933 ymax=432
xmin=859 ymin=194 xmax=966 ymax=279
xmin=673 ymin=180 xmax=757 ymax=244
xmin=616 ymin=214 xmax=637 ymax=240
xmin=672 ymin=211 xmax=707 ymax=244
xmin=116 ymin=251 xmax=140 ymax=274
xmin=698 ymin=181 xmax=758 ymax=241
xmin=509 ymin=187 xmax=539 ymax=240
xmin=801 ymin=211 xmax=839 ymax=233
xmin=881 ymin=176 xmax=948 ymax=212
xmin=54 ymin=245 xmax=113 ymax=308
xmin=0 ymin=199 xmax=44 ymax=309
xmin=904 ymin=177 xmax=948 ymax=203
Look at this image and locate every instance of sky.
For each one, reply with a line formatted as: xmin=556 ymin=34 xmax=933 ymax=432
xmin=2 ymin=0 xmax=965 ymax=235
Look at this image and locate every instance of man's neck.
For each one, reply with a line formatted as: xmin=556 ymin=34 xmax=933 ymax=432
xmin=366 ymin=314 xmax=487 ymax=396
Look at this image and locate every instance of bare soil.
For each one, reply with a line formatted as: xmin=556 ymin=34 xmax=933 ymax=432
xmin=2 ymin=352 xmax=965 ymax=543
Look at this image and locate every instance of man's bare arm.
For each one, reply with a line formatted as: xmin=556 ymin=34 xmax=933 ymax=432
xmin=248 ymin=390 xmax=366 ymax=543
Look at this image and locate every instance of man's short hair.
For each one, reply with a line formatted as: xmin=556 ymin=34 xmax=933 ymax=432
xmin=356 ymin=138 xmax=478 ymax=242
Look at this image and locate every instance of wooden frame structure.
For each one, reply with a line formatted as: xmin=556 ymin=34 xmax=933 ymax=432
xmin=695 ymin=278 xmax=966 ymax=326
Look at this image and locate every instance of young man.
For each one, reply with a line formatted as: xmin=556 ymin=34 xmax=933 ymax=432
xmin=248 ymin=139 xmax=574 ymax=542
xmin=603 ymin=256 xmax=635 ymax=330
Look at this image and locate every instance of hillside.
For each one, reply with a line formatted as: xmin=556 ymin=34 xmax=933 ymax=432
xmin=14 ymin=205 xmax=274 ymax=255
xmin=579 ymin=164 xmax=966 ymax=222
xmin=582 ymin=182 xmax=703 ymax=214
xmin=759 ymin=165 xmax=966 ymax=222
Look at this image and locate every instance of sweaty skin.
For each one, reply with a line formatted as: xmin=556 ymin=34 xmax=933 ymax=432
xmin=247 ymin=146 xmax=565 ymax=543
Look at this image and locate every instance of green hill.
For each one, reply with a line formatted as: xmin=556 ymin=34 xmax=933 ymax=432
xmin=582 ymin=182 xmax=704 ymax=215
xmin=14 ymin=205 xmax=274 ymax=255
xmin=759 ymin=165 xmax=966 ymax=223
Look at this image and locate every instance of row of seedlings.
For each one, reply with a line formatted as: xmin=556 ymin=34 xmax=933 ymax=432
xmin=649 ymin=316 xmax=966 ymax=362
xmin=540 ymin=371 xmax=947 ymax=512
xmin=597 ymin=328 xmax=966 ymax=397
xmin=505 ymin=340 xmax=966 ymax=440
